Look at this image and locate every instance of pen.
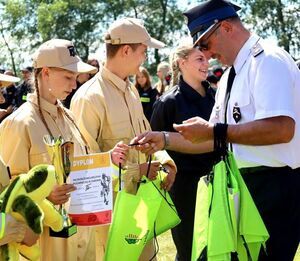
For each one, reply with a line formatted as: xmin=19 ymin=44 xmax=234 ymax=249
xmin=128 ymin=142 xmax=146 ymax=146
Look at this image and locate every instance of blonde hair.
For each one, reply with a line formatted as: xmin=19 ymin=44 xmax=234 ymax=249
xmin=157 ymin=61 xmax=170 ymax=76
xmin=156 ymin=61 xmax=170 ymax=95
xmin=33 ymin=68 xmax=89 ymax=153
xmin=169 ymin=45 xmax=195 ymax=87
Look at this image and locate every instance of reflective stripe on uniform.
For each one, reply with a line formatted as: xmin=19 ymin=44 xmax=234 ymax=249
xmin=140 ymin=97 xmax=150 ymax=103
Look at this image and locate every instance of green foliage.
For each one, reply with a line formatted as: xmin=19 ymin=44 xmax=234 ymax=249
xmin=236 ymin=0 xmax=300 ymax=57
xmin=6 ymin=0 xmax=26 ymax=21
xmin=37 ymin=1 xmax=69 ymax=40
xmin=0 ymin=0 xmax=187 ymax=71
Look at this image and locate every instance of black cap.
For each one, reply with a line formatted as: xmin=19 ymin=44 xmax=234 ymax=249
xmin=21 ymin=66 xmax=33 ymax=73
xmin=183 ymin=0 xmax=241 ymax=44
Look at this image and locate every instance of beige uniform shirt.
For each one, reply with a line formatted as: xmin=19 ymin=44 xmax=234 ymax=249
xmin=0 ymin=93 xmax=94 ymax=261
xmin=71 ymin=66 xmax=175 ymax=193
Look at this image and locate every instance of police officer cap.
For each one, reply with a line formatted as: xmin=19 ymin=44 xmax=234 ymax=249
xmin=183 ymin=0 xmax=241 ymax=44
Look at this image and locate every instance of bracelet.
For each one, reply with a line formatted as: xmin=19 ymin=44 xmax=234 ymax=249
xmin=0 ymin=213 xmax=5 ymax=239
xmin=162 ymin=131 xmax=170 ymax=150
xmin=213 ymin=123 xmax=228 ymax=151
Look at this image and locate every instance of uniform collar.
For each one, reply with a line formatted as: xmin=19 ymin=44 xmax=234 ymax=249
xmin=27 ymin=93 xmax=63 ymax=118
xmin=233 ymin=34 xmax=260 ymax=74
xmin=179 ymin=77 xmax=209 ymax=101
xmin=101 ymin=66 xmax=130 ymax=93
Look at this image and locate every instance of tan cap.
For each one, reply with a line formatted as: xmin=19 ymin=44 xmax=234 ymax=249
xmin=0 ymin=73 xmax=20 ymax=88
xmin=105 ymin=18 xmax=165 ymax=49
xmin=33 ymin=39 xmax=97 ymax=73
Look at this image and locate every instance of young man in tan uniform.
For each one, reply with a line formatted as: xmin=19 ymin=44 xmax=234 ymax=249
xmin=71 ymin=18 xmax=177 ymax=260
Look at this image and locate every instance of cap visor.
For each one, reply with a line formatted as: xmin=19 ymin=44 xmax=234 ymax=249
xmin=144 ymin=37 xmax=165 ymax=49
xmin=193 ymin=22 xmax=219 ymax=47
xmin=0 ymin=74 xmax=20 ymax=87
xmin=62 ymin=61 xmax=97 ymax=74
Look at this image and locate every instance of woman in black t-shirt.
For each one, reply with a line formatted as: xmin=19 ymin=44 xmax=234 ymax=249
xmin=135 ymin=66 xmax=158 ymax=122
xmin=150 ymin=45 xmax=215 ymax=261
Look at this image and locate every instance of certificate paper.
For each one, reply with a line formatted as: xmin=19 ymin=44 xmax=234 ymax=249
xmin=68 ymin=153 xmax=113 ymax=226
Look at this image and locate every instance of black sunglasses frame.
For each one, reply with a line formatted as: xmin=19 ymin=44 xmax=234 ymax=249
xmin=196 ymin=22 xmax=222 ymax=51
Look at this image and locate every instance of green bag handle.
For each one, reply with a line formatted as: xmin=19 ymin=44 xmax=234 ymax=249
xmin=145 ymin=155 xmax=159 ymax=261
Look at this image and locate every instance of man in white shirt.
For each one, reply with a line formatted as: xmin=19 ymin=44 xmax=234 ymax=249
xmin=132 ymin=0 xmax=300 ymax=260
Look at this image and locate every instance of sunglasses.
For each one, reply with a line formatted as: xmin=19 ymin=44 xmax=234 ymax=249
xmin=196 ymin=22 xmax=221 ymax=51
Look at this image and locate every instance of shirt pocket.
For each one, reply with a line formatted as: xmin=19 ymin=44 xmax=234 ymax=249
xmin=30 ymin=152 xmax=50 ymax=168
xmin=230 ymin=91 xmax=254 ymax=124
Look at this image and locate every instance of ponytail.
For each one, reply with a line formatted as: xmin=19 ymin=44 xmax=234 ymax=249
xmin=169 ymin=45 xmax=195 ymax=87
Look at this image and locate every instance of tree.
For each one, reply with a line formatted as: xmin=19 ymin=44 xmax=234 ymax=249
xmin=1 ymin=0 xmax=188 ymax=73
xmin=0 ymin=0 xmax=30 ymax=74
xmin=36 ymin=0 xmax=104 ymax=60
xmin=96 ymin=0 xmax=187 ymax=73
xmin=1 ymin=0 xmax=104 ymax=61
xmin=236 ymin=0 xmax=300 ymax=58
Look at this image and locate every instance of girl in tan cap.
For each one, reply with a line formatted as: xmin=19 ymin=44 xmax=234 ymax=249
xmin=0 ymin=39 xmax=128 ymax=261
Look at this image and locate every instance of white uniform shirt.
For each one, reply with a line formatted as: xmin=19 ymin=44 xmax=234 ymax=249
xmin=210 ymin=34 xmax=300 ymax=169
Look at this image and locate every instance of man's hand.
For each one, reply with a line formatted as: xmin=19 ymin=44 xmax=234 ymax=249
xmin=160 ymin=164 xmax=176 ymax=191
xmin=47 ymin=184 xmax=76 ymax=205
xmin=130 ymin=131 xmax=165 ymax=155
xmin=173 ymin=117 xmax=214 ymax=143
xmin=111 ymin=141 xmax=129 ymax=165
xmin=139 ymin=161 xmax=161 ymax=180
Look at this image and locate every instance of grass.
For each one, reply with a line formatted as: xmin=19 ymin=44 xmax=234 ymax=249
xmin=157 ymin=231 xmax=300 ymax=261
xmin=157 ymin=231 xmax=176 ymax=261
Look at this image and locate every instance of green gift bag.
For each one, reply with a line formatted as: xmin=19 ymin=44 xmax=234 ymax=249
xmin=104 ymin=180 xmax=161 ymax=261
xmin=138 ymin=174 xmax=181 ymax=241
xmin=192 ymin=151 xmax=269 ymax=261
xmin=105 ymin=171 xmax=180 ymax=261
xmin=226 ymin=152 xmax=269 ymax=261
xmin=207 ymin=159 xmax=236 ymax=261
xmin=192 ymin=175 xmax=212 ymax=261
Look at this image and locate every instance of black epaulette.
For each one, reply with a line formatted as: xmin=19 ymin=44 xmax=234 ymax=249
xmin=251 ymin=42 xmax=264 ymax=57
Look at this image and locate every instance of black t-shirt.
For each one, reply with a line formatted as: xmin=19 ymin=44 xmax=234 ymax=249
xmin=150 ymin=77 xmax=216 ymax=177
xmin=137 ymin=86 xmax=158 ymax=122
xmin=15 ymin=81 xmax=32 ymax=108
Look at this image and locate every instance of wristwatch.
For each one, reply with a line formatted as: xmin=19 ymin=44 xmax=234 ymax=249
xmin=162 ymin=131 xmax=170 ymax=150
